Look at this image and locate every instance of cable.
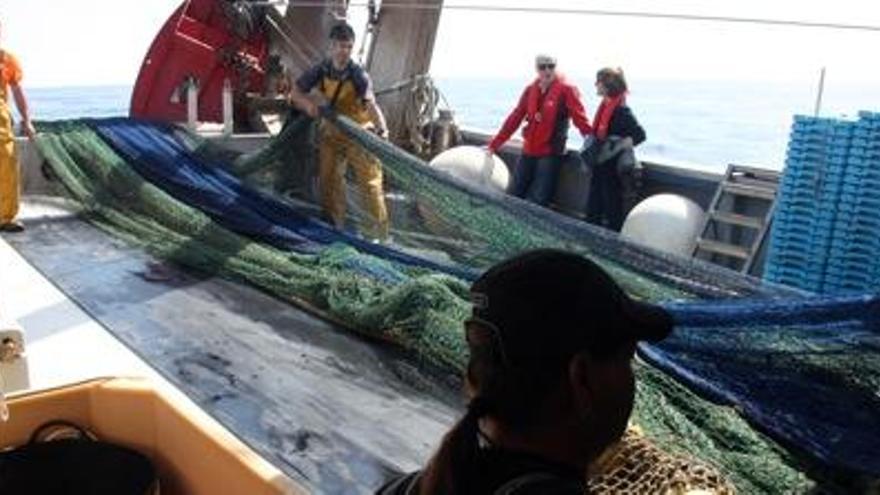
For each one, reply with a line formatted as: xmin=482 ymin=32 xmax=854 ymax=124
xmin=282 ymin=1 xmax=880 ymax=33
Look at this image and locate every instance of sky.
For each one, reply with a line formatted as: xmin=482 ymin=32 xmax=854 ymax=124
xmin=427 ymin=0 xmax=880 ymax=83
xmin=1 ymin=0 xmax=880 ymax=88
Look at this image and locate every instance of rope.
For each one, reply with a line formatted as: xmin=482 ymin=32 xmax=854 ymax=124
xmin=404 ymin=75 xmax=439 ymax=156
xmin=379 ymin=74 xmax=456 ymax=157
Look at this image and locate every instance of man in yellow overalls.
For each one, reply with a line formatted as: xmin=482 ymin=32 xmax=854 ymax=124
xmin=290 ymin=22 xmax=390 ymax=241
xmin=0 ymin=20 xmax=36 ymax=233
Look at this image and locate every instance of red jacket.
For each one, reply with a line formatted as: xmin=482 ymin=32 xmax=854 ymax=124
xmin=489 ymin=76 xmax=592 ymax=157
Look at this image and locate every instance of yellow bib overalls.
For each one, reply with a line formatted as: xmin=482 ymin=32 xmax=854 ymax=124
xmin=317 ymin=76 xmax=389 ymax=240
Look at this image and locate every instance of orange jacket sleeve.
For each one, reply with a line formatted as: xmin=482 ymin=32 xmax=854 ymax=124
xmin=1 ymin=52 xmax=23 ymax=88
xmin=488 ymin=87 xmax=529 ymax=152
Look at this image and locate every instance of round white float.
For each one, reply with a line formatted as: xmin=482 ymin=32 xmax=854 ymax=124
xmin=428 ymin=146 xmax=510 ymax=192
xmin=418 ymin=146 xmax=510 ymax=237
xmin=621 ymin=194 xmax=705 ymax=257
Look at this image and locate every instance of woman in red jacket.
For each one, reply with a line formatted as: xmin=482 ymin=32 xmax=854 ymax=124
xmin=584 ymin=67 xmax=646 ymax=231
xmin=487 ymin=55 xmax=592 ymax=207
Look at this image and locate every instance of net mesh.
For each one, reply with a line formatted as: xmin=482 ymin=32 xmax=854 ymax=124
xmin=587 ymin=426 xmax=736 ymax=494
xmin=32 ymin=115 xmax=880 ymax=493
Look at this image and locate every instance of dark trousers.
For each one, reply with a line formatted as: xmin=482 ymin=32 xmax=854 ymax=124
xmin=586 ymin=162 xmax=624 ymax=231
xmin=509 ymin=155 xmax=561 ymax=207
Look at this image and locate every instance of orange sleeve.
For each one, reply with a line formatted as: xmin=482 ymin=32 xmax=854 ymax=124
xmin=3 ymin=53 xmax=23 ymax=86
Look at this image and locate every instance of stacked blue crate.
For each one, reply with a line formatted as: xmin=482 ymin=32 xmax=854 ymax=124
xmin=862 ymin=112 xmax=880 ymax=290
xmin=823 ymin=114 xmax=880 ymax=293
xmin=808 ymin=121 xmax=856 ymax=292
xmin=851 ymin=112 xmax=880 ymax=292
xmin=766 ymin=112 xmax=880 ymax=293
xmin=765 ymin=116 xmax=835 ymax=291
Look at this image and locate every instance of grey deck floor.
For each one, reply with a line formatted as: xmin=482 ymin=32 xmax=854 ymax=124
xmin=4 ymin=206 xmax=461 ymax=494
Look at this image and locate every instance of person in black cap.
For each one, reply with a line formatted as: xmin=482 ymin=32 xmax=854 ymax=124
xmin=376 ymin=248 xmax=672 ymax=494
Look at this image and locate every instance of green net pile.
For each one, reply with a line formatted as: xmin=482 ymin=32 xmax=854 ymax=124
xmin=33 ymin=117 xmax=829 ymax=493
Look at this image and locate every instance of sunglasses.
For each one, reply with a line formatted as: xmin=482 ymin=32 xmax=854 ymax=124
xmin=537 ymin=63 xmax=556 ymax=71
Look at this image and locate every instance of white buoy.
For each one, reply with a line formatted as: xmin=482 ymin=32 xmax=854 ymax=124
xmin=621 ymin=194 xmax=705 ymax=257
xmin=428 ymin=146 xmax=509 ymax=192
xmin=418 ymin=146 xmax=510 ymax=236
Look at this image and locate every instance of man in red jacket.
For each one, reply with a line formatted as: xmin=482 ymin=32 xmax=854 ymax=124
xmin=487 ymin=55 xmax=592 ymax=207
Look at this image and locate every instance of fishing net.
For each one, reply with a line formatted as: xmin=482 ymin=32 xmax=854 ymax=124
xmin=587 ymin=426 xmax=736 ymax=494
xmin=33 ymin=114 xmax=880 ymax=493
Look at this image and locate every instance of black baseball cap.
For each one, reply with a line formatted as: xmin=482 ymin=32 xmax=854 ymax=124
xmin=469 ymin=249 xmax=672 ymax=366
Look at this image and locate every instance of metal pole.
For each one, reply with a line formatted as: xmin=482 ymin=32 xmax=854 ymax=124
xmin=814 ymin=67 xmax=826 ymax=117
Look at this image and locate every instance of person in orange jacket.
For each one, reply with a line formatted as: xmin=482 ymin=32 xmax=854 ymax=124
xmin=487 ymin=55 xmax=592 ymax=207
xmin=0 ymin=19 xmax=36 ymax=233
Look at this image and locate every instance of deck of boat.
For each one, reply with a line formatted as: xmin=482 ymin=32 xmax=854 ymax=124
xmin=1 ymin=196 xmax=459 ymax=494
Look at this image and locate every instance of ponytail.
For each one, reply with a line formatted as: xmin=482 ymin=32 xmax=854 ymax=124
xmin=417 ymin=319 xmax=567 ymax=493
xmin=418 ymin=396 xmax=490 ymax=494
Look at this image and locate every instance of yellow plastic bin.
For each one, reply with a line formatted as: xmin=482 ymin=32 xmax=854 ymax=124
xmin=0 ymin=377 xmax=305 ymax=495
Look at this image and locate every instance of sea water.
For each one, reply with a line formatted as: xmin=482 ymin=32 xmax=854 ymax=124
xmin=22 ymin=79 xmax=880 ymax=173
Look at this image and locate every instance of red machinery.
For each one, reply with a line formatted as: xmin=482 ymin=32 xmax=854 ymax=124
xmin=130 ymin=0 xmax=269 ymax=124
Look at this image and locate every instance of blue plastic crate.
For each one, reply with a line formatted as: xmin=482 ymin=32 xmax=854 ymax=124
xmin=811 ymin=216 xmax=837 ymax=226
xmin=768 ymin=245 xmax=814 ymax=259
xmin=823 ymin=270 xmax=874 ymax=284
xmin=858 ymin=111 xmax=880 ymax=122
xmin=837 ymin=212 xmax=880 ymax=224
xmin=839 ymin=180 xmax=880 ymax=190
xmin=840 ymin=185 xmax=880 ymax=197
xmin=770 ymin=220 xmax=815 ymax=233
xmin=838 ymin=174 xmax=875 ymax=184
xmin=772 ymin=224 xmax=817 ymax=236
xmin=777 ymin=197 xmax=819 ymax=208
xmin=781 ymin=159 xmax=825 ymax=170
xmin=767 ymin=242 xmax=814 ymax=256
xmin=828 ymin=235 xmax=878 ymax=247
xmin=765 ymin=272 xmax=813 ymax=289
xmin=827 ymin=251 xmax=873 ymax=262
xmin=765 ymin=259 xmax=812 ymax=274
xmin=836 ymin=199 xmax=880 ymax=210
xmin=814 ymin=209 xmax=842 ymax=219
xmin=828 ymin=251 xmax=875 ymax=264
xmin=830 ymin=273 xmax=875 ymax=286
xmin=770 ymin=236 xmax=815 ymax=249
xmin=769 ymin=241 xmax=815 ymax=255
xmin=764 ymin=267 xmax=811 ymax=281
